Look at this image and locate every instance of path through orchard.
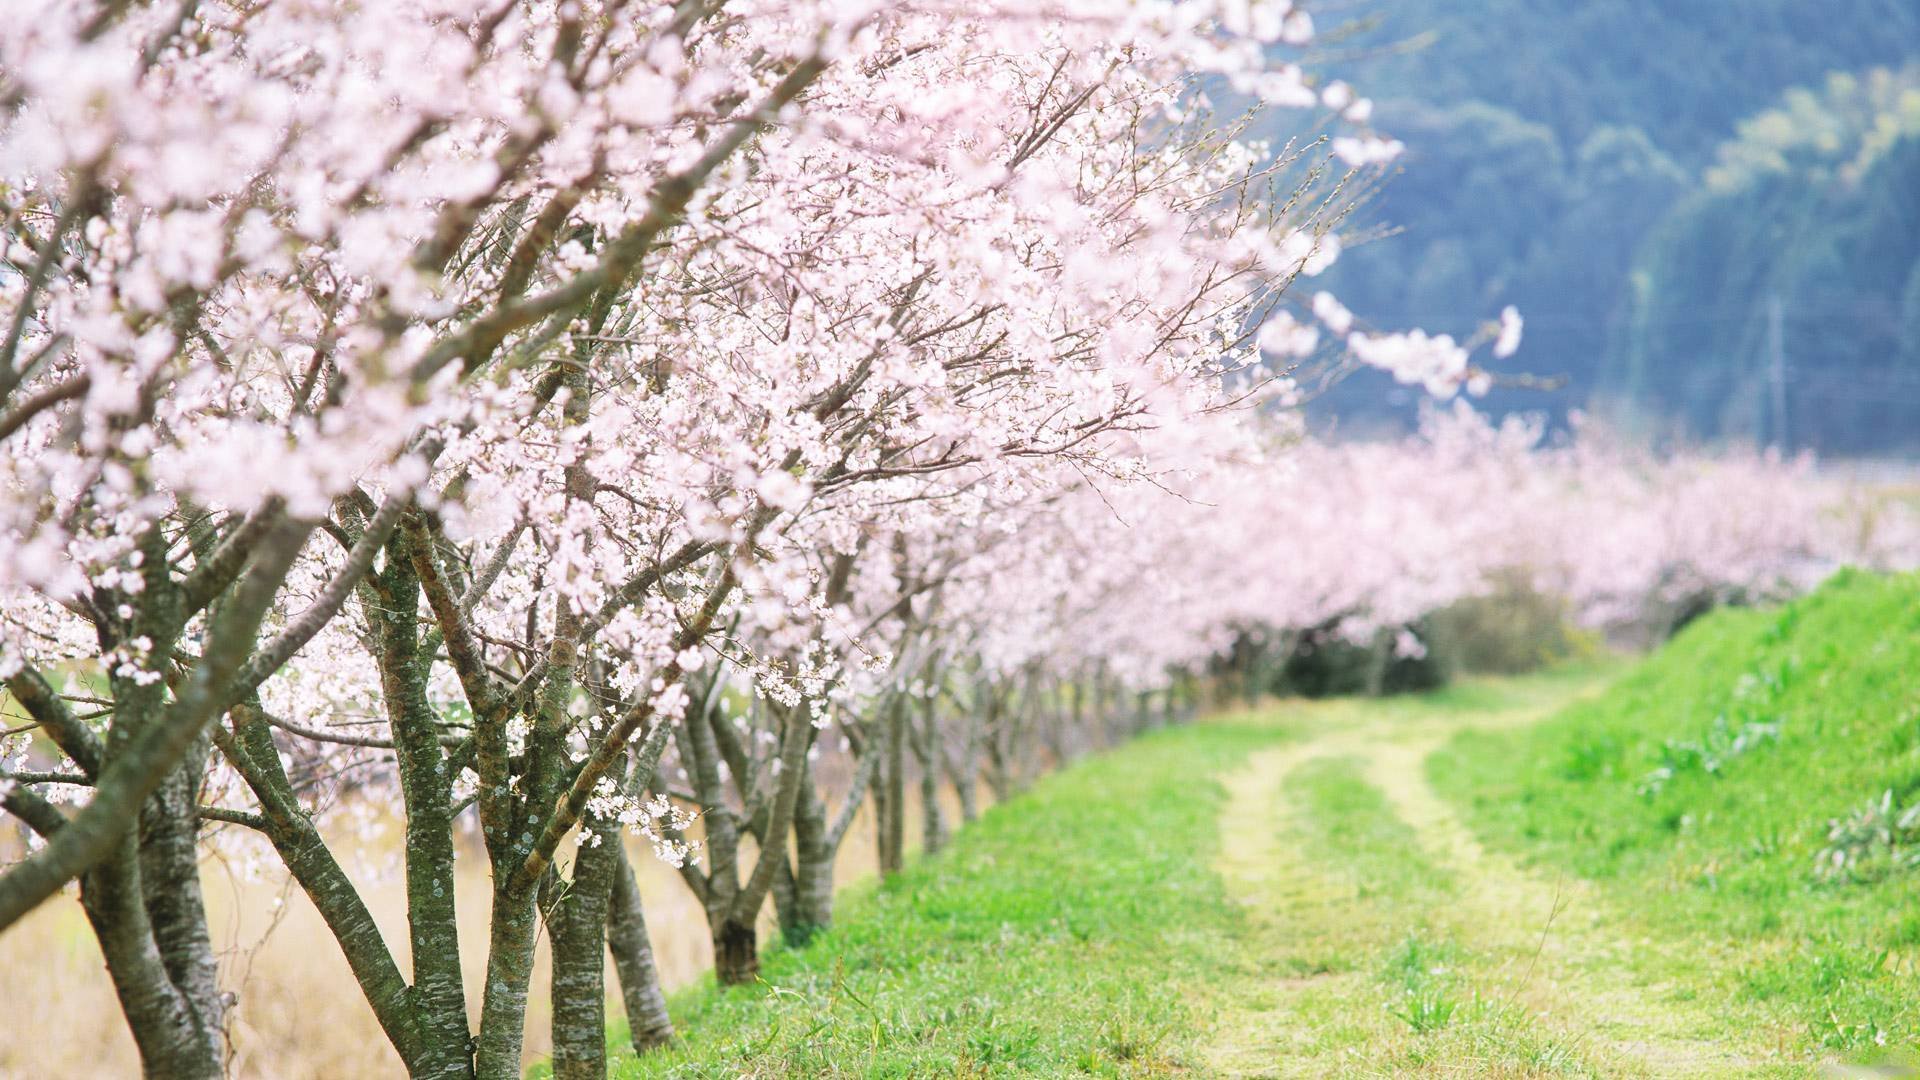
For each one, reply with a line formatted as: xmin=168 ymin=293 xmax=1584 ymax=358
xmin=582 ymin=668 xmax=1837 ymax=1077
xmin=1200 ymin=675 xmax=1813 ymax=1078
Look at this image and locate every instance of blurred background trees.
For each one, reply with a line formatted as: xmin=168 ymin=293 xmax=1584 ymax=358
xmin=1296 ymin=1 xmax=1920 ymax=454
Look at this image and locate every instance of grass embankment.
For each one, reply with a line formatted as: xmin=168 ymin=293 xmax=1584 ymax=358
xmin=596 ymin=718 xmax=1286 ymax=1077
xmin=1436 ymin=569 xmax=1920 ymax=1060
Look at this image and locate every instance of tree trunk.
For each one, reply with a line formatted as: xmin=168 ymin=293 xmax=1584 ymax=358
xmin=90 ymin=660 xmax=224 ymax=1080
xmin=1365 ymin=628 xmax=1393 ymax=698
xmin=868 ymin=752 xmax=890 ymax=876
xmin=607 ymin=843 xmax=675 ymax=1052
xmin=983 ymin=688 xmax=1012 ymax=803
xmin=549 ymin=830 xmax=619 ymax=1080
xmin=914 ymin=700 xmax=948 ymax=857
xmin=713 ymin=918 xmax=759 ymax=986
xmin=717 ymin=704 xmax=813 ymax=983
xmin=477 ymin=692 xmax=577 ymax=1080
xmin=475 ymin=884 xmax=541 ymax=1080
xmin=880 ymin=696 xmax=906 ymax=877
xmin=1241 ymin=631 xmax=1264 ymax=704
xmin=918 ymin=764 xmax=947 ymax=855
xmin=780 ymin=765 xmax=834 ymax=945
xmin=383 ymin=534 xmax=476 ymax=1079
xmin=137 ymin=751 xmax=228 ymax=1070
xmin=1094 ymin=673 xmax=1117 ymax=746
xmin=1065 ymin=679 xmax=1086 ymax=758
xmin=224 ymin=709 xmax=431 ymax=1072
xmin=946 ymin=708 xmax=981 ymax=825
xmin=1042 ymin=684 xmax=1069 ymax=766
xmin=81 ymin=833 xmax=225 ymax=1080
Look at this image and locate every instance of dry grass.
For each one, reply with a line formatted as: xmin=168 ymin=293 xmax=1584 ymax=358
xmin=0 ymin=785 xmax=973 ymax=1078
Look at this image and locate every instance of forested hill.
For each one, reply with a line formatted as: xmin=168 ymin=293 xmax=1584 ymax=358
xmin=1307 ymin=1 xmax=1920 ymax=455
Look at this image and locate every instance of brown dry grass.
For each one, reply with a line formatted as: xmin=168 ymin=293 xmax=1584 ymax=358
xmin=0 ymin=784 xmax=972 ymax=1078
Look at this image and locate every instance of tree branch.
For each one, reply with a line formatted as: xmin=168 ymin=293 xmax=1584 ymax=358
xmin=0 ymin=516 xmax=312 ymax=929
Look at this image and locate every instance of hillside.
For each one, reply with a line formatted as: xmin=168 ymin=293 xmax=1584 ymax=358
xmin=1307 ymin=2 xmax=1920 ymax=452
xmin=1435 ymin=570 xmax=1920 ymax=1055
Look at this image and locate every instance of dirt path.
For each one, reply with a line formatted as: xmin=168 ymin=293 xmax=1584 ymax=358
xmin=1202 ymin=686 xmax=1808 ymax=1078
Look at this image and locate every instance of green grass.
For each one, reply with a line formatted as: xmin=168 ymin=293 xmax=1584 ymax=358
xmin=561 ymin=582 xmax=1920 ymax=1076
xmin=1223 ymin=701 xmax=1618 ymax=1078
xmin=601 ymin=718 xmax=1286 ymax=1077
xmin=1288 ymin=754 xmax=1451 ymax=906
xmin=1433 ymin=569 xmax=1920 ymax=1059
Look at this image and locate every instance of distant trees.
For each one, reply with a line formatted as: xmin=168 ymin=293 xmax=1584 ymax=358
xmin=1187 ymin=406 xmax=1920 ymax=700
xmin=1607 ymin=68 xmax=1920 ymax=453
xmin=1303 ymin=0 xmax=1920 ymax=451
xmin=1337 ymin=1 xmax=1919 ymax=158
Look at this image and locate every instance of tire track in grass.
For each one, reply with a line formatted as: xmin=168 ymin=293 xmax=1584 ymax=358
xmin=1204 ymin=680 xmax=1814 ymax=1078
xmin=1207 ymin=736 xmax=1374 ymax=1077
xmin=1366 ymin=736 xmax=1796 ymax=1077
xmin=1208 ymin=728 xmax=1603 ymax=1079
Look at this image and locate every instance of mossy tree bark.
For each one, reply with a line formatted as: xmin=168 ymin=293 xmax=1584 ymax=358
xmin=547 ymin=824 xmax=619 ymax=1080
xmin=606 ymin=842 xmax=676 ymax=1052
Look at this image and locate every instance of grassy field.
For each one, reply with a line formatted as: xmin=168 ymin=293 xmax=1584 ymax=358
xmin=606 ymin=575 xmax=1920 ymax=1077
xmin=591 ymin=718 xmax=1287 ymax=1077
xmin=18 ymin=575 xmax=1915 ymax=1076
xmin=603 ymin=665 xmax=1790 ymax=1078
xmin=1435 ymin=569 xmax=1920 ymax=1062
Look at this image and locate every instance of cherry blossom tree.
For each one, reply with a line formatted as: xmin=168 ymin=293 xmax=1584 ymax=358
xmin=13 ymin=3 xmax=1898 ymax=1078
xmin=1144 ymin=404 xmax=1920 ymax=695
xmin=0 ymin=1 xmax=1411 ymax=1077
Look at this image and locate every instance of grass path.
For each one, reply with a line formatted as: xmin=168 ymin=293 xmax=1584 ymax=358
xmin=584 ymin=655 xmax=1886 ymax=1076
xmin=1204 ymin=671 xmax=1815 ymax=1078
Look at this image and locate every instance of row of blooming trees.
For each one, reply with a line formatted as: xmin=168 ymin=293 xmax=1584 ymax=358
xmin=3 ymin=1 xmax=1913 ymax=1077
xmin=1162 ymin=405 xmax=1920 ymax=697
xmin=0 ymin=1 xmax=1458 ymax=1076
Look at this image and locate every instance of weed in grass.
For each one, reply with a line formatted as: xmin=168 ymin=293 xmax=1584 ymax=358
xmin=1816 ymin=789 xmax=1920 ymax=882
xmin=1522 ymin=1036 xmax=1584 ymax=1072
xmin=1382 ymin=933 xmax=1464 ymax=1034
xmin=1637 ymin=712 xmax=1784 ymax=798
xmin=1559 ymin=732 xmax=1621 ymax=781
xmin=1093 ymin=1015 xmax=1172 ymax=1065
xmin=1389 ymin=986 xmax=1462 ymax=1034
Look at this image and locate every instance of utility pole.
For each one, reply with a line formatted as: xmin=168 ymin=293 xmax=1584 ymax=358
xmin=1767 ymin=293 xmax=1787 ymax=453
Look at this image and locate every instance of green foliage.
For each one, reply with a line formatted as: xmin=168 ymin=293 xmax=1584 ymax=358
xmin=1276 ymin=621 xmax=1450 ymax=699
xmin=602 ymin=720 xmax=1286 ymax=1077
xmin=1434 ymin=570 xmax=1920 ymax=1053
xmin=1302 ymin=3 xmax=1920 ymax=452
xmin=1608 ymin=69 xmax=1920 ymax=452
xmin=1275 ymin=630 xmax=1375 ymax=697
xmin=1426 ymin=573 xmax=1596 ymax=676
